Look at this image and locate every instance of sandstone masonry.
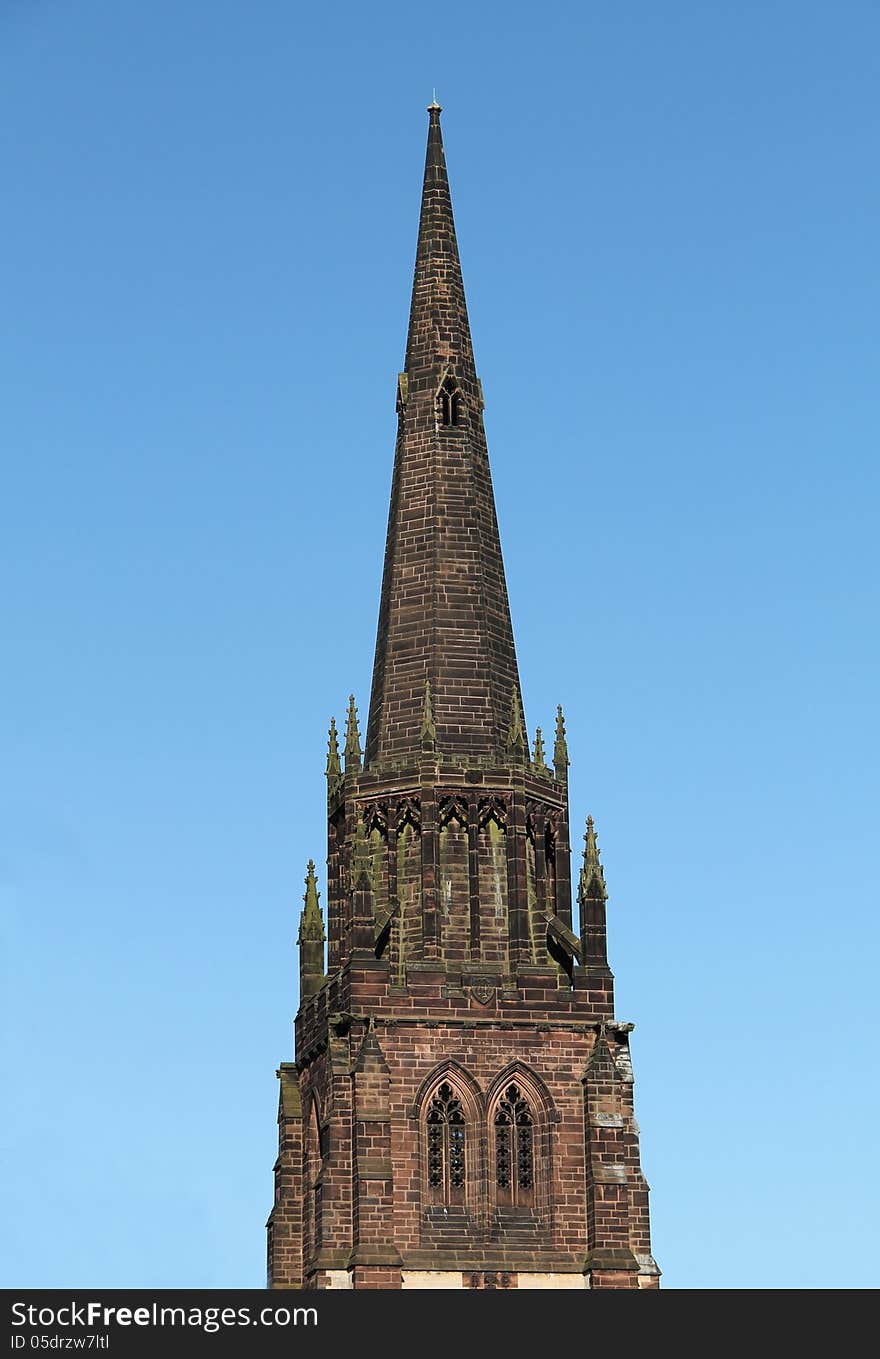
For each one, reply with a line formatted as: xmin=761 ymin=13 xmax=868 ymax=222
xmin=266 ymin=103 xmax=660 ymax=1291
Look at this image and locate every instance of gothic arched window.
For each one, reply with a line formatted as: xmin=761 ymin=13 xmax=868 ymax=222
xmin=494 ymin=1084 xmax=534 ymax=1207
xmin=439 ymin=375 xmax=460 ymax=426
xmin=426 ymin=1081 xmax=466 ymax=1204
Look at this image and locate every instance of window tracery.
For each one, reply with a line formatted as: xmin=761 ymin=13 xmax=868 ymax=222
xmin=426 ymin=1081 xmax=466 ymax=1203
xmin=494 ymin=1083 xmax=534 ymax=1206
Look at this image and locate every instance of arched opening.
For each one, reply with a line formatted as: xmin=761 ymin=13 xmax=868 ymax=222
xmin=486 ymin=1064 xmax=554 ymax=1240
xmin=414 ymin=1062 xmax=484 ymax=1244
xmin=426 ymin=1081 xmax=466 ymax=1206
xmin=439 ymin=374 xmax=461 ymax=426
xmin=493 ymin=1083 xmax=534 ymax=1208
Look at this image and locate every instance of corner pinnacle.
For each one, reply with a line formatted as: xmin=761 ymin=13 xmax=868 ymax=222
xmin=298 ymin=858 xmax=325 ymax=942
xmin=344 ymin=694 xmax=362 ymax=773
xmin=533 ymin=726 xmax=547 ymax=771
xmin=554 ymin=705 xmax=569 ymax=774
xmin=326 ymin=716 xmax=342 ymax=785
xmin=578 ymin=814 xmax=608 ymax=903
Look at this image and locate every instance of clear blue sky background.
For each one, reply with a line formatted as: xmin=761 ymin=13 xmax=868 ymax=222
xmin=2 ymin=1 xmax=878 ymax=1290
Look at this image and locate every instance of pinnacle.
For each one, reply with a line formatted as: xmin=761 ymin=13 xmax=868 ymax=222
xmin=554 ymin=705 xmax=569 ymax=772
xmin=579 ymin=814 xmax=607 ymax=902
xmin=298 ymin=858 xmax=325 ymax=941
xmin=344 ymin=694 xmax=362 ymax=773
xmin=533 ymin=726 xmax=547 ymax=770
xmin=326 ymin=716 xmax=342 ymax=784
xmin=507 ymin=686 xmax=527 ymax=762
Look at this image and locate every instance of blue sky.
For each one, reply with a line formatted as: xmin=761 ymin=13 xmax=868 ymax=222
xmin=2 ymin=1 xmax=878 ymax=1289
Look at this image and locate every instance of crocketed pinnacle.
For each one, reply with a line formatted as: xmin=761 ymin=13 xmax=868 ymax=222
xmin=507 ymin=685 xmax=527 ymax=762
xmin=533 ymin=727 xmax=547 ymax=771
xmin=344 ymin=695 xmax=362 ymax=773
xmin=298 ymin=859 xmax=325 ymax=942
xmin=364 ymin=105 xmax=523 ymax=768
xmin=326 ymin=716 xmax=342 ymax=783
xmin=578 ymin=815 xmax=608 ymax=902
xmin=554 ymin=705 xmax=569 ymax=772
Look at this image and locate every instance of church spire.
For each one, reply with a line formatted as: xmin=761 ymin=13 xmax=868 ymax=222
xmin=364 ymin=104 xmax=523 ymax=769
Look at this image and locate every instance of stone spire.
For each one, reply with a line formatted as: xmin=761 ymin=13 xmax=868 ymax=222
xmin=364 ymin=103 xmax=524 ymax=769
xmin=403 ymin=100 xmax=476 ymax=383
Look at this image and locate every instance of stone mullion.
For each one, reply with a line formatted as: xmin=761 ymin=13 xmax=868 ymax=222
xmin=467 ymin=794 xmax=481 ymax=962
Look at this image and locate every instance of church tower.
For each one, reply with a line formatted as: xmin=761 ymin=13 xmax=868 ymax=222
xmin=266 ymin=105 xmax=660 ymax=1290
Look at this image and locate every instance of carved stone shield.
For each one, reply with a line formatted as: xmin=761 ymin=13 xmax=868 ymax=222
xmin=469 ymin=980 xmax=496 ymax=1006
